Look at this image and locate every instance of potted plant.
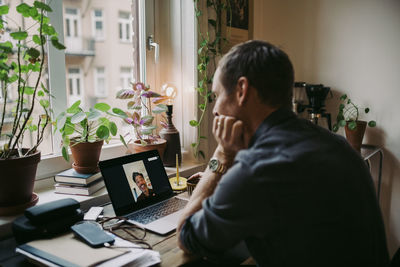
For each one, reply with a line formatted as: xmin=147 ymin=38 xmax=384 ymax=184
xmin=56 ymin=100 xmax=124 ymax=173
xmin=0 ymin=1 xmax=66 ymax=213
xmin=332 ymin=94 xmax=376 ymax=151
xmin=116 ymin=82 xmax=170 ymax=156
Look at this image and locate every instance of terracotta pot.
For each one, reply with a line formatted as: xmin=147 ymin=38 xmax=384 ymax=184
xmin=0 ymin=149 xmax=40 ymax=208
xmin=345 ymin=120 xmax=367 ymax=152
xmin=70 ymin=140 xmax=104 ymax=174
xmin=127 ymin=138 xmax=167 ymax=157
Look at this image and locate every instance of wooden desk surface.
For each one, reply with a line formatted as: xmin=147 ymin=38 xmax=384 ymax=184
xmin=102 ymin=194 xmax=199 ymax=267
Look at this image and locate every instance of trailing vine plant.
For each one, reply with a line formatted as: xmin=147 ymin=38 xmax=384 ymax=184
xmin=190 ymin=0 xmax=231 ymax=159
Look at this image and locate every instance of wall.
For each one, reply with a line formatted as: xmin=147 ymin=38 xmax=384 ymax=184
xmin=253 ymin=0 xmax=400 ymax=255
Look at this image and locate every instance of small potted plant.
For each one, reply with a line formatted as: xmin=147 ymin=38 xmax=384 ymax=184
xmin=333 ymin=94 xmax=376 ymax=151
xmin=116 ymin=82 xmax=170 ymax=156
xmin=56 ymin=100 xmax=124 ymax=173
xmin=0 ymin=1 xmax=66 ymax=213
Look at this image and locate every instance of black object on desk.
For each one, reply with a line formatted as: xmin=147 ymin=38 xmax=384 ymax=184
xmin=361 ymin=144 xmax=383 ymax=201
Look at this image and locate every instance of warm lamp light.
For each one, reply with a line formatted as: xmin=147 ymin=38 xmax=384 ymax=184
xmin=160 ymin=83 xmax=182 ymax=167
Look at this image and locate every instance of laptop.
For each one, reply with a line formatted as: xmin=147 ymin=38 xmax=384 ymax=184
xmin=99 ymin=150 xmax=188 ymax=235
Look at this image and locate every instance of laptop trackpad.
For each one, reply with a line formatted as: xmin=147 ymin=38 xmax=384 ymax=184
xmin=146 ymin=210 xmax=183 ymax=235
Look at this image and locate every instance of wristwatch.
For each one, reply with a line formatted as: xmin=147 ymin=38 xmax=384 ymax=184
xmin=208 ymin=158 xmax=227 ymax=174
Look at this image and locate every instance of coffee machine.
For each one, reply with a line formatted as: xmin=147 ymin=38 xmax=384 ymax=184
xmin=292 ymin=82 xmax=332 ymax=131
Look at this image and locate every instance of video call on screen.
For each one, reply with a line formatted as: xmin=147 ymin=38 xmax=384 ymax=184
xmin=102 ymin=155 xmax=172 ymax=214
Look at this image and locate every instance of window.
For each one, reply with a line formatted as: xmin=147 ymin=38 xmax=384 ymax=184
xmin=95 ymin=67 xmax=107 ymax=97
xmin=118 ymin=11 xmax=132 ymax=42
xmin=92 ymin=9 xmax=105 ymax=40
xmin=67 ymin=67 xmax=84 ymax=106
xmin=120 ymin=67 xmax=134 ymax=90
xmin=65 ymin=7 xmax=81 ymax=51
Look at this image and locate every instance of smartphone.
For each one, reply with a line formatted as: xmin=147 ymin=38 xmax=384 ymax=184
xmin=71 ymin=221 xmax=115 ymax=248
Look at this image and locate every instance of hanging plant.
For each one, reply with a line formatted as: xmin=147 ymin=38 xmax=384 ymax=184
xmin=190 ymin=0 xmax=231 ymax=159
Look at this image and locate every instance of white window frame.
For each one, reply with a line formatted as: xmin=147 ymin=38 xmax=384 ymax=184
xmin=120 ymin=67 xmax=134 ymax=90
xmin=37 ymin=0 xmax=198 ymax=180
xmin=92 ymin=9 xmax=105 ymax=41
xmin=67 ymin=67 xmax=84 ymax=106
xmin=118 ymin=11 xmax=132 ymax=43
xmin=94 ymin=67 xmax=107 ymax=98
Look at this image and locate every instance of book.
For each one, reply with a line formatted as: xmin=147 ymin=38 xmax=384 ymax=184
xmin=16 ymin=232 xmax=161 ymax=267
xmin=54 ymin=168 xmax=102 ymax=185
xmin=54 ymin=179 xmax=105 ymax=196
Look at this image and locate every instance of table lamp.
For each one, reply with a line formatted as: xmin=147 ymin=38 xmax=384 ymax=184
xmin=159 ymin=83 xmax=182 ymax=167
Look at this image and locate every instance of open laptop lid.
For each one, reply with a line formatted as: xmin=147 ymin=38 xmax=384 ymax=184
xmin=99 ymin=150 xmax=174 ymax=216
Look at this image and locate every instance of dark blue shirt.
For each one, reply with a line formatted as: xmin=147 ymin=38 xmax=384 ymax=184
xmin=180 ymin=108 xmax=389 ymax=266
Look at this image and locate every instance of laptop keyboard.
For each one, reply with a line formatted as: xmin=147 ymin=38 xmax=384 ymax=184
xmin=128 ymin=197 xmax=188 ymax=225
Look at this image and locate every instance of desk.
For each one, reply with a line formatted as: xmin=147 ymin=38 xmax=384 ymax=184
xmin=361 ymin=145 xmax=383 ymax=200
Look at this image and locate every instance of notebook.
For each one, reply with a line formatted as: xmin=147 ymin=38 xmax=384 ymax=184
xmin=99 ymin=150 xmax=188 ymax=235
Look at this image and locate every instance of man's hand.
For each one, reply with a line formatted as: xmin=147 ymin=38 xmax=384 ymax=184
xmin=212 ymin=115 xmax=248 ymax=167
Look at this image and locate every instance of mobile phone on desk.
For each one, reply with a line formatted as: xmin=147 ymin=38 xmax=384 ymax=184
xmin=71 ymin=221 xmax=115 ymax=248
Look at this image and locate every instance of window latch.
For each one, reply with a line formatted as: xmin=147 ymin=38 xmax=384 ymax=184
xmin=147 ymin=35 xmax=159 ymax=63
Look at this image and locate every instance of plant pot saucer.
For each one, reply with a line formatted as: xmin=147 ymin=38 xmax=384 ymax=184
xmin=0 ymin=192 xmax=39 ymax=216
xmin=72 ymin=162 xmax=99 ymax=174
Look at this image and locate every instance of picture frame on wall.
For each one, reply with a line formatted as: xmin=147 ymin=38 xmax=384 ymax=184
xmin=223 ymin=0 xmax=253 ymax=52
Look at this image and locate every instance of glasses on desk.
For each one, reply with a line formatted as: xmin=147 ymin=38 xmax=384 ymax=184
xmin=98 ymin=216 xmax=152 ymax=250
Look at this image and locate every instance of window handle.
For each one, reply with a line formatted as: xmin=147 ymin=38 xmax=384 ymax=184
xmin=147 ymin=35 xmax=159 ymax=63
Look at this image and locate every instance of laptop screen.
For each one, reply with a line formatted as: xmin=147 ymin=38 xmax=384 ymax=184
xmin=99 ymin=150 xmax=173 ymax=216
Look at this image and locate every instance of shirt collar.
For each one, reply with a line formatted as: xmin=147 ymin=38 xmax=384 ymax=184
xmin=248 ymin=108 xmax=296 ymax=148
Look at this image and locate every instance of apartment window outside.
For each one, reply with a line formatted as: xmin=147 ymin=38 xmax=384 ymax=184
xmin=65 ymin=7 xmax=81 ymax=52
xmin=95 ymin=67 xmax=107 ymax=98
xmin=118 ymin=11 xmax=131 ymax=42
xmin=67 ymin=68 xmax=84 ymax=106
xmin=92 ymin=9 xmax=104 ymax=40
xmin=120 ymin=67 xmax=134 ymax=90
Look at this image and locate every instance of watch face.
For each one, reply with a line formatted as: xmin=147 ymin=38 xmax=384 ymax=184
xmin=209 ymin=158 xmax=219 ymax=171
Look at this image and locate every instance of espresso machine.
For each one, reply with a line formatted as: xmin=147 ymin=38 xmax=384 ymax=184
xmin=292 ymin=82 xmax=332 ymax=131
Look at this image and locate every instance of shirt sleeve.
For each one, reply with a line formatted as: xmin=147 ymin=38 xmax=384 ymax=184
xmin=180 ymin=160 xmax=279 ymax=259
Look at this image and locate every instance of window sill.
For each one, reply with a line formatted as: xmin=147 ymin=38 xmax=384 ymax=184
xmin=0 ymin=160 xmax=205 ymax=240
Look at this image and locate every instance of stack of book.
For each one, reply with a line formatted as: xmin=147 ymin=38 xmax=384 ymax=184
xmin=54 ymin=168 xmax=105 ymax=196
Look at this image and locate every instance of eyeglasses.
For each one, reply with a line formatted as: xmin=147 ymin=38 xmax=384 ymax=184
xmin=98 ymin=216 xmax=152 ymax=250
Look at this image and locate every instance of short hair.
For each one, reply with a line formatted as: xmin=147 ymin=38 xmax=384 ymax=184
xmin=218 ymin=40 xmax=294 ymax=108
xmin=132 ymin=172 xmax=144 ymax=184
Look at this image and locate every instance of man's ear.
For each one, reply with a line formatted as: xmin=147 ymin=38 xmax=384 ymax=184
xmin=236 ymin=76 xmax=249 ymax=106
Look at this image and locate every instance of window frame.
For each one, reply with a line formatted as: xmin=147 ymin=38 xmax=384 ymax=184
xmin=92 ymin=9 xmax=105 ymax=41
xmin=118 ymin=11 xmax=132 ymax=43
xmin=94 ymin=66 xmax=107 ymax=98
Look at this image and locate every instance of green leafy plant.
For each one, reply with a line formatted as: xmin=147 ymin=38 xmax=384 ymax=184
xmin=333 ymin=94 xmax=376 ymax=132
xmin=56 ymin=100 xmax=125 ymax=161
xmin=190 ymin=0 xmax=231 ymax=159
xmin=0 ymin=1 xmax=66 ymax=159
xmin=116 ymin=82 xmax=170 ymax=146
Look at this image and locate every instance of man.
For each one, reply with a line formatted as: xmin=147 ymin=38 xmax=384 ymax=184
xmin=132 ymin=172 xmax=155 ymax=201
xmin=177 ymin=40 xmax=389 ymax=266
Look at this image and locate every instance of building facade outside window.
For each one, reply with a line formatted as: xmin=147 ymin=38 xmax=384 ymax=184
xmin=118 ymin=11 xmax=132 ymax=42
xmin=120 ymin=67 xmax=134 ymax=90
xmin=92 ymin=9 xmax=104 ymax=41
xmin=67 ymin=67 xmax=84 ymax=106
xmin=95 ymin=67 xmax=107 ymax=98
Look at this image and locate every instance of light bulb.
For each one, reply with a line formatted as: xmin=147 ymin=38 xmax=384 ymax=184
xmin=161 ymin=83 xmax=177 ymax=104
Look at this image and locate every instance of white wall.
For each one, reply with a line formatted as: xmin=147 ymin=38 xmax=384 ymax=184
xmin=253 ymin=0 xmax=400 ymax=255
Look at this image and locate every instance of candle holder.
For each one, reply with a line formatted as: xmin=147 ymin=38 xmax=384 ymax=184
xmin=160 ymin=105 xmax=182 ymax=167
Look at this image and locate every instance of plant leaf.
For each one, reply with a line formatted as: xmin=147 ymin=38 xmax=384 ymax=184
xmin=39 ymin=99 xmax=49 ymax=108
xmin=34 ymin=1 xmax=52 ymax=12
xmin=112 ymin=108 xmax=127 ymax=118
xmin=94 ymin=102 xmax=110 ymax=112
xmin=87 ymin=109 xmax=101 ymax=121
xmin=62 ymin=146 xmax=69 ymax=161
xmin=348 ymin=121 xmax=357 ymax=130
xmin=152 ymin=104 xmax=167 ymax=114
xmin=96 ymin=125 xmax=110 ymax=140
xmin=368 ymin=120 xmax=376 ymax=127
xmin=0 ymin=5 xmax=9 ymax=15
xmin=70 ymin=111 xmax=86 ymax=124
xmin=332 ymin=124 xmax=339 ymax=132
xmin=339 ymin=120 xmax=346 ymax=127
xmin=365 ymin=108 xmax=370 ymax=113
xmin=110 ymin=122 xmax=117 ymax=136
xmin=67 ymin=100 xmax=81 ymax=113
xmin=190 ymin=120 xmax=199 ymax=127
xmin=340 ymin=94 xmax=347 ymax=101
xmin=27 ymin=48 xmax=40 ymax=59
xmin=50 ymin=36 xmax=66 ymax=50
xmin=119 ymin=135 xmax=128 ymax=148
xmin=10 ymin=31 xmax=28 ymax=41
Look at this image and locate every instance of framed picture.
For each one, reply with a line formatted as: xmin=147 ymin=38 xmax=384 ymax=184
xmin=223 ymin=0 xmax=253 ymax=52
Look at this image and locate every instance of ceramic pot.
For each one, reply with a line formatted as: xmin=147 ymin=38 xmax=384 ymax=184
xmin=127 ymin=138 xmax=167 ymax=157
xmin=345 ymin=120 xmax=367 ymax=152
xmin=0 ymin=149 xmax=40 ymax=209
xmin=70 ymin=140 xmax=104 ymax=174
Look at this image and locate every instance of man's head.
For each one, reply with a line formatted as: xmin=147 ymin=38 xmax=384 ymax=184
xmin=133 ymin=172 xmax=149 ymax=196
xmin=214 ymin=40 xmax=294 ymax=115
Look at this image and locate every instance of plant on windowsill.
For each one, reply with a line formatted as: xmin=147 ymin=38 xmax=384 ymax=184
xmin=0 ymin=1 xmax=66 ymax=214
xmin=116 ymin=82 xmax=170 ymax=156
xmin=332 ymin=94 xmax=376 ymax=152
xmin=56 ymin=100 xmax=124 ymax=174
